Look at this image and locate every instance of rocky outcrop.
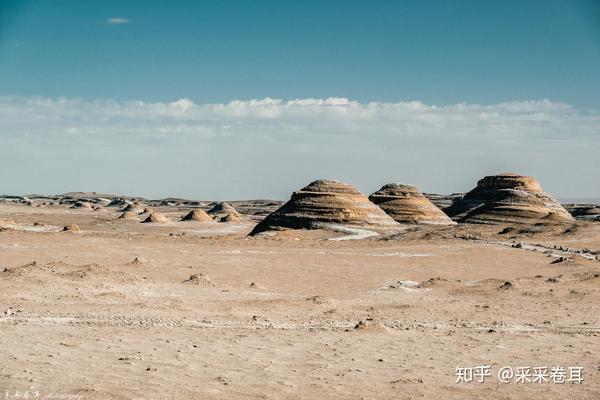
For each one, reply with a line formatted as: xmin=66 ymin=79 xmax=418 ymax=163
xmin=563 ymin=204 xmax=600 ymax=221
xmin=444 ymin=173 xmax=573 ymax=224
xmin=180 ymin=209 xmax=213 ymax=222
xmin=120 ymin=204 xmax=143 ymax=214
xmin=250 ymin=179 xmax=399 ymax=235
xmin=107 ymin=198 xmax=131 ymax=207
xmin=369 ymin=184 xmax=455 ymax=225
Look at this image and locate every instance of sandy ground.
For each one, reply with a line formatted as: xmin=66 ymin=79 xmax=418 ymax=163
xmin=1 ymin=203 xmax=599 ymax=399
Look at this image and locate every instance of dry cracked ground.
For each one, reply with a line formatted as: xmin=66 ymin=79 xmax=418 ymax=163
xmin=1 ymin=203 xmax=599 ymax=399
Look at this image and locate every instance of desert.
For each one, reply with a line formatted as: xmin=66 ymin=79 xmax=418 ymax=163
xmin=2 ymin=2 xmax=599 ymax=398
xmin=1 ymin=174 xmax=599 ymax=399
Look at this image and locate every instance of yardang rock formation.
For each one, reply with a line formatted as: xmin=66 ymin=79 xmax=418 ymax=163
xmin=369 ymin=184 xmax=455 ymax=225
xmin=141 ymin=212 xmax=170 ymax=224
xmin=564 ymin=204 xmax=600 ymax=221
xmin=219 ymin=212 xmax=241 ymax=223
xmin=208 ymin=202 xmax=241 ymax=217
xmin=444 ymin=173 xmax=573 ymax=224
xmin=180 ymin=209 xmax=213 ymax=222
xmin=118 ymin=211 xmax=139 ymax=220
xmin=250 ymin=179 xmax=399 ymax=235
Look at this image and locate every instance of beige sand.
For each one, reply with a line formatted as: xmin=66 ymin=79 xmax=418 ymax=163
xmin=0 ymin=202 xmax=599 ymax=399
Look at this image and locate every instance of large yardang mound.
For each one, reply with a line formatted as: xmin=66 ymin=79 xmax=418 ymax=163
xmin=444 ymin=173 xmax=573 ymax=224
xmin=250 ymin=179 xmax=399 ymax=235
xmin=369 ymin=184 xmax=455 ymax=225
xmin=141 ymin=212 xmax=170 ymax=224
xmin=207 ymin=202 xmax=241 ymax=217
xmin=180 ymin=209 xmax=213 ymax=222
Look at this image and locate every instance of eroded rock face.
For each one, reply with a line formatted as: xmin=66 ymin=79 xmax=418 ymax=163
xmin=250 ymin=179 xmax=399 ymax=235
xmin=369 ymin=184 xmax=455 ymax=225
xmin=444 ymin=173 xmax=573 ymax=224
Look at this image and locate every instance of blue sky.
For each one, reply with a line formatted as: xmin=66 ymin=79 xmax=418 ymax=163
xmin=0 ymin=1 xmax=599 ymax=199
xmin=2 ymin=0 xmax=599 ymax=106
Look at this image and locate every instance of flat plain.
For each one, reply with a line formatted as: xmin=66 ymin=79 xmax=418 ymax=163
xmin=1 ymin=202 xmax=599 ymax=399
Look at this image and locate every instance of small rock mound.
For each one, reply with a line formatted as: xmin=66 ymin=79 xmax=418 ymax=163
xmin=499 ymin=281 xmax=513 ymax=290
xmin=141 ymin=212 xmax=170 ymax=224
xmin=369 ymin=183 xmax=455 ymax=225
xmin=444 ymin=173 xmax=573 ymax=224
xmin=118 ymin=211 xmax=139 ymax=220
xmin=207 ymin=202 xmax=241 ymax=217
xmin=219 ymin=212 xmax=241 ymax=223
xmin=183 ymin=272 xmax=215 ymax=286
xmin=62 ymin=223 xmax=80 ymax=232
xmin=306 ymin=295 xmax=328 ymax=304
xmin=127 ymin=257 xmax=149 ymax=265
xmin=250 ymin=179 xmax=399 ymax=235
xmin=180 ymin=209 xmax=213 ymax=222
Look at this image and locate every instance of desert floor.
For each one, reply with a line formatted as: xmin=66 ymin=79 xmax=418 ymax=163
xmin=1 ymin=203 xmax=599 ymax=399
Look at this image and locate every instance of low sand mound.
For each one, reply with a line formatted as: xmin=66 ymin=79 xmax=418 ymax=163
xmin=208 ymin=202 xmax=241 ymax=217
xmin=118 ymin=211 xmax=139 ymax=220
xmin=181 ymin=209 xmax=213 ymax=222
xmin=139 ymin=207 xmax=153 ymax=215
xmin=3 ymin=261 xmax=142 ymax=283
xmin=62 ymin=223 xmax=80 ymax=232
xmin=250 ymin=179 xmax=399 ymax=235
xmin=219 ymin=212 xmax=241 ymax=223
xmin=369 ymin=183 xmax=455 ymax=225
xmin=71 ymin=201 xmax=92 ymax=209
xmin=141 ymin=212 xmax=170 ymax=224
xmin=444 ymin=173 xmax=573 ymax=224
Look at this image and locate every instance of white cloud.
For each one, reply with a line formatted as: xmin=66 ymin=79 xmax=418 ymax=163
xmin=0 ymin=96 xmax=598 ymax=199
xmin=107 ymin=17 xmax=130 ymax=25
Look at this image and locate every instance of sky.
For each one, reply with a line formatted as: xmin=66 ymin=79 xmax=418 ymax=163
xmin=0 ymin=0 xmax=599 ymax=200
